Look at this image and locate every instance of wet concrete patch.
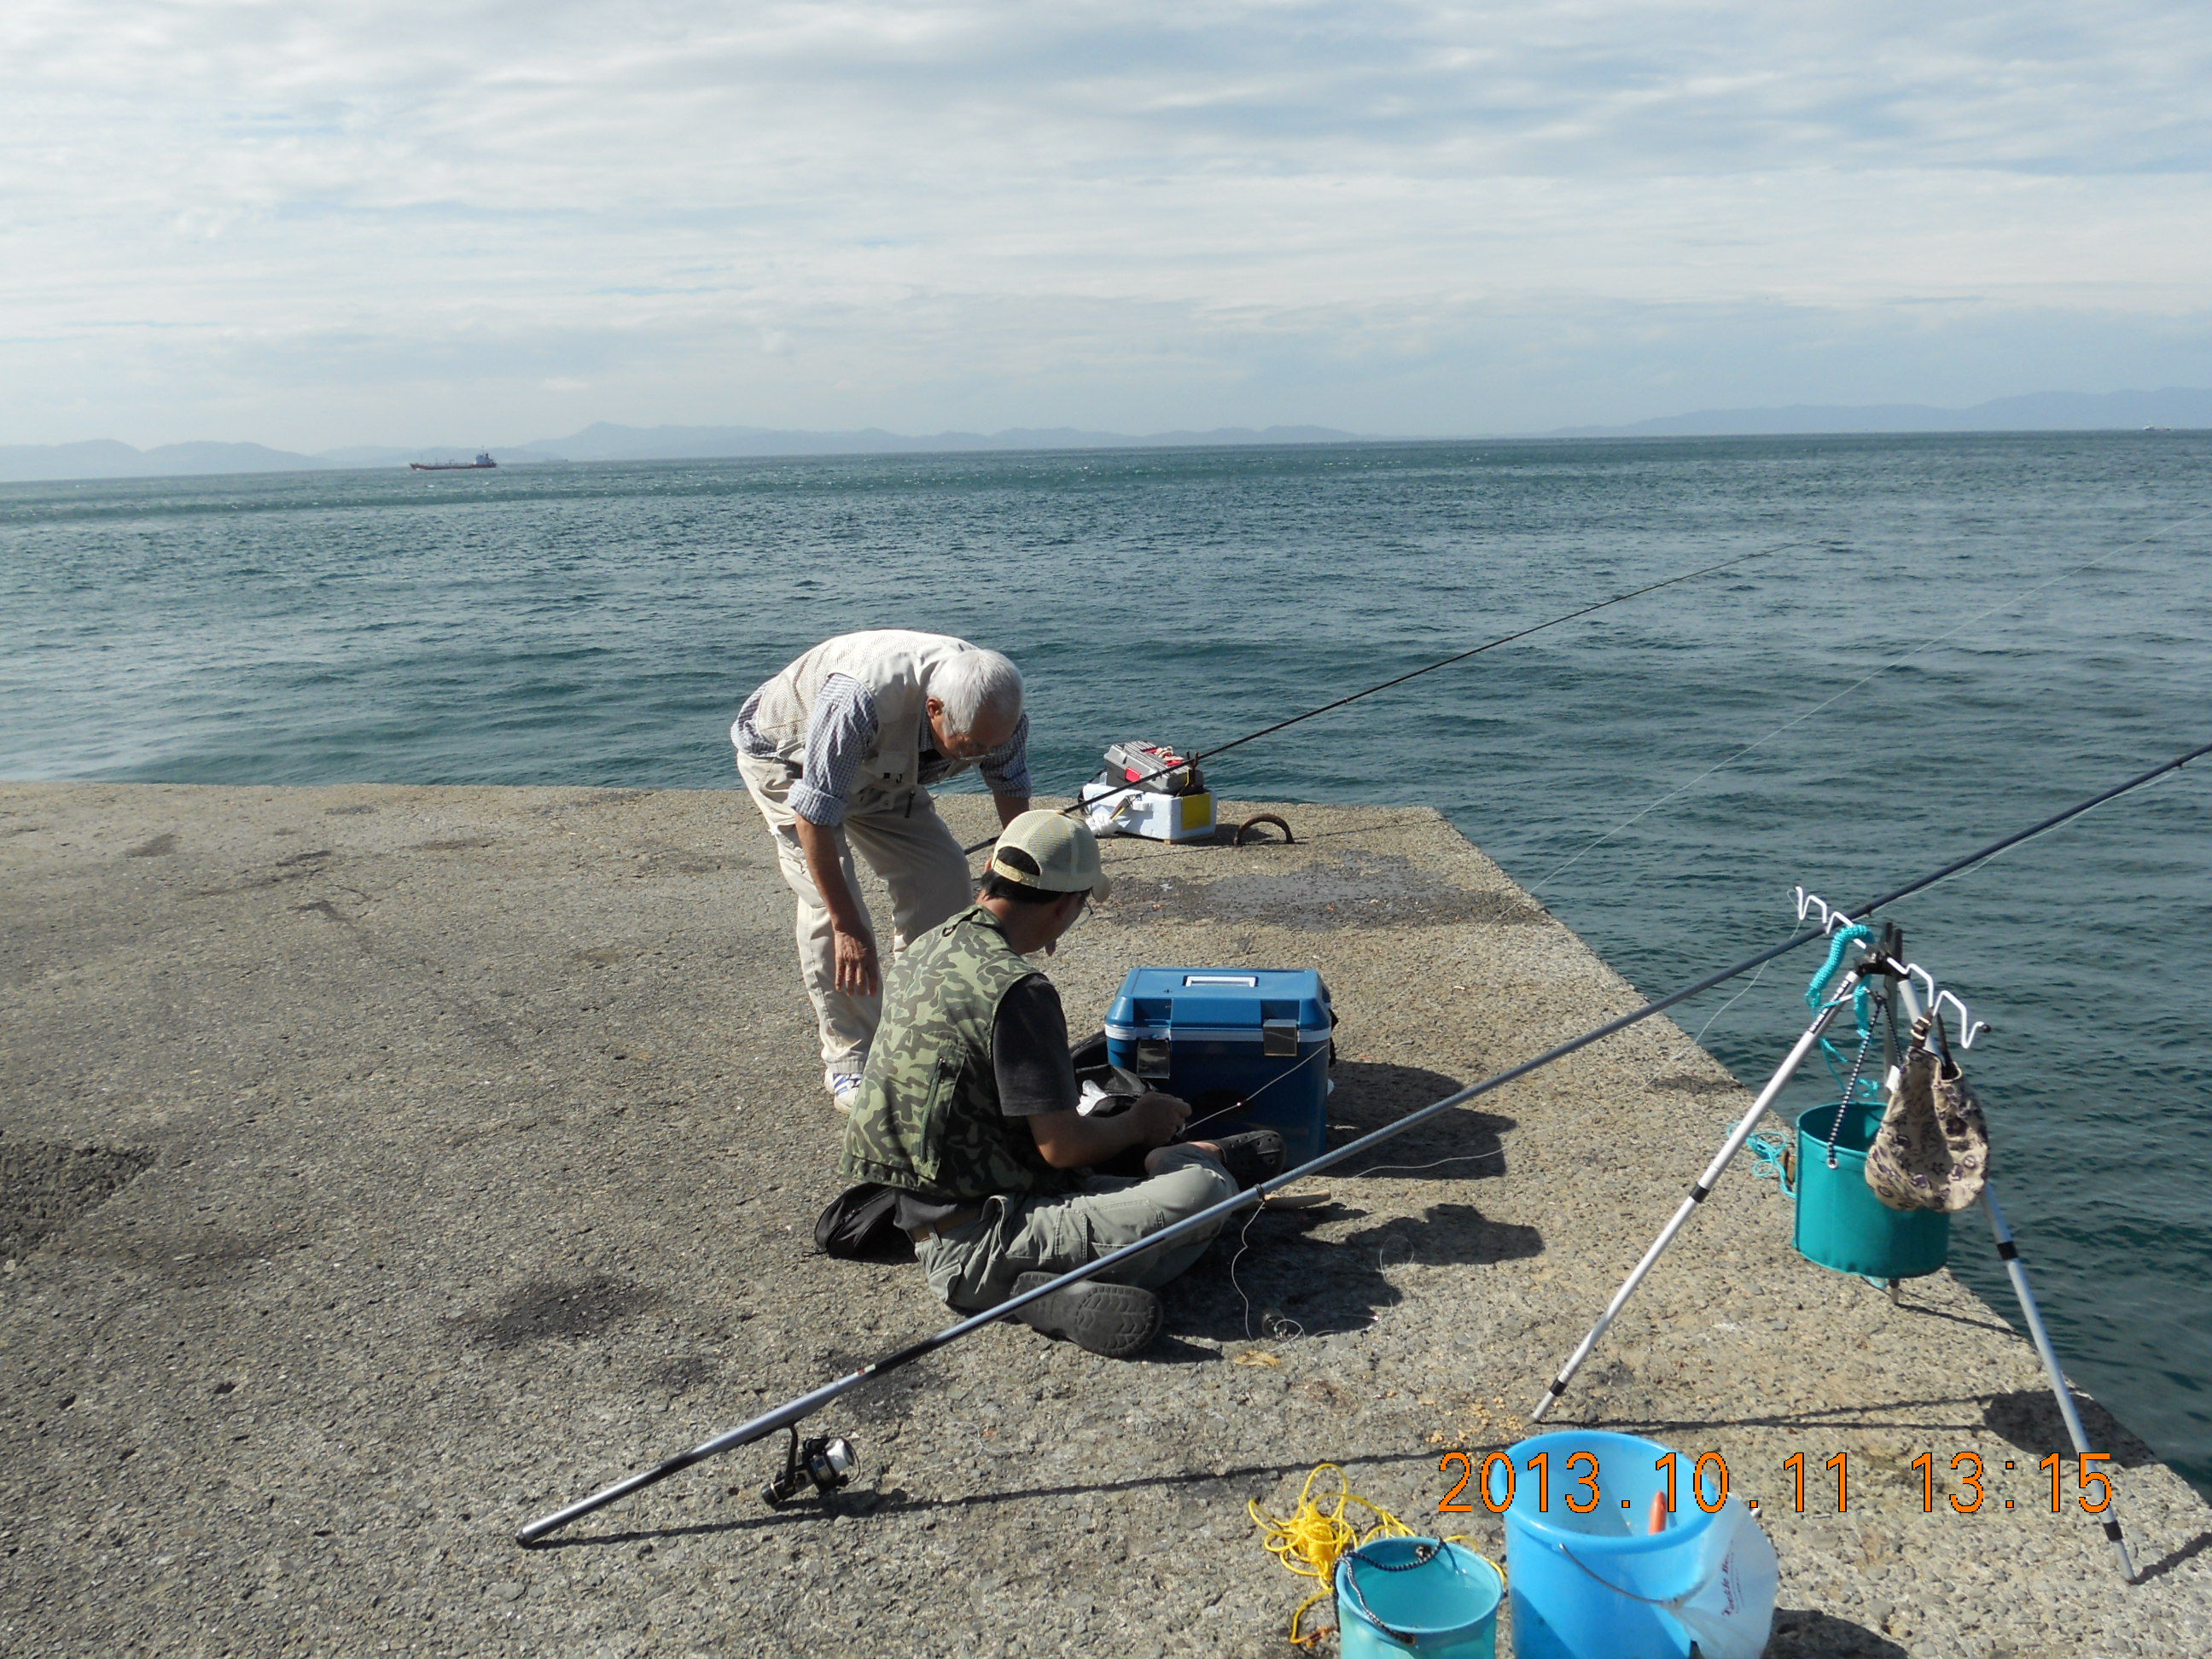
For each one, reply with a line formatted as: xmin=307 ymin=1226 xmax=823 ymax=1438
xmin=463 ymin=1275 xmax=663 ymax=1348
xmin=0 ymin=1141 xmax=154 ymax=1259
xmin=645 ymin=1353 xmax=719 ymax=1394
xmin=78 ymin=1223 xmax=294 ymax=1285
xmin=189 ymin=849 xmax=337 ymax=898
xmin=1650 ymin=1073 xmax=1745 ymax=1095
xmin=1108 ymin=851 xmax=1543 ymax=930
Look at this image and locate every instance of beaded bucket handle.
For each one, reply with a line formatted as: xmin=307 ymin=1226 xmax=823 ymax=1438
xmin=1338 ymin=1541 xmax=1455 ymax=1643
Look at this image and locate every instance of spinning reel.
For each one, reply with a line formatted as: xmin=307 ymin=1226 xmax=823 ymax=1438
xmin=759 ymin=1424 xmax=858 ymax=1506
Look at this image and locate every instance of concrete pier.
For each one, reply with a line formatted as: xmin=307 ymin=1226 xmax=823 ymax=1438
xmin=3 ymin=781 xmax=2208 ymax=1656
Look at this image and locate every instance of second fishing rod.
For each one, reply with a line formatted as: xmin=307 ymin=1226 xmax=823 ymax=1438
xmin=959 ymin=538 xmax=1821 ymax=855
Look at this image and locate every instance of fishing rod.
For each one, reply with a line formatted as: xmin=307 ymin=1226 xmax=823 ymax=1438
xmin=516 ymin=736 xmax=2211 ymax=1546
xmin=960 ymin=539 xmax=1818 ymax=855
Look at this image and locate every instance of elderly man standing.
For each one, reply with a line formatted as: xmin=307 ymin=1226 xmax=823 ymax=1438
xmin=733 ymin=629 xmax=1033 ymax=1111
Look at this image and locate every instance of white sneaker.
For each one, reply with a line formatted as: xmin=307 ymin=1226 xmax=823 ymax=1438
xmin=825 ymin=1070 xmax=864 ymax=1114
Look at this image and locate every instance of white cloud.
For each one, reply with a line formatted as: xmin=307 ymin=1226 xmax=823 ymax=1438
xmin=3 ymin=1 xmax=2209 ymax=445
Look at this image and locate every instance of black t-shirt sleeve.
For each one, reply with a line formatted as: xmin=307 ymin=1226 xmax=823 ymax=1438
xmin=992 ymin=974 xmax=1080 ymax=1118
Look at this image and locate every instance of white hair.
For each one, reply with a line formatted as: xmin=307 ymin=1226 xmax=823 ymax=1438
xmin=934 ymin=647 xmax=1025 ymax=731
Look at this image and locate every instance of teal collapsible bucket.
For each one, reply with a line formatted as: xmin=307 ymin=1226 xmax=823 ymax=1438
xmin=1496 ymin=1430 xmax=1719 ymax=1659
xmin=1335 ymin=1538 xmax=1501 ymax=1659
xmin=1791 ymin=1101 xmax=1950 ymax=1279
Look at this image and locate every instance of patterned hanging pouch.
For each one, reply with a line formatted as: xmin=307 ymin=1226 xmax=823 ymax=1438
xmin=1865 ymin=1012 xmax=1991 ymax=1213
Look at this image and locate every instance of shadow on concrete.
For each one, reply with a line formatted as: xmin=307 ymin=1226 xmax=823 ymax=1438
xmin=461 ymin=1274 xmax=664 ymax=1349
xmin=1166 ymin=1199 xmax=1542 ymax=1343
xmin=1981 ymin=1388 xmax=2160 ymax=1469
xmin=1325 ymin=1062 xmax=1513 ymax=1181
xmin=1600 ymin=1393 xmax=2011 ymax=1436
xmin=815 ymin=1352 xmax=950 ymax=1429
xmin=2135 ymin=1529 xmax=2212 ymax=1584
xmin=1769 ymin=1608 xmax=1908 ymax=1656
xmin=521 ymin=1444 xmax=1468 ymax=1551
xmin=1884 ymin=1287 xmax=2017 ymax=1337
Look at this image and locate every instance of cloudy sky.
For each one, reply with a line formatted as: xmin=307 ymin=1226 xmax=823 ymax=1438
xmin=6 ymin=1 xmax=2210 ymax=447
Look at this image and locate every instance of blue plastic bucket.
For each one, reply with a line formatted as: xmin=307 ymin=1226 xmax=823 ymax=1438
xmin=1335 ymin=1538 xmax=1502 ymax=1659
xmin=1790 ymin=1101 xmax=1950 ymax=1278
xmin=1495 ymin=1430 xmax=1719 ymax=1659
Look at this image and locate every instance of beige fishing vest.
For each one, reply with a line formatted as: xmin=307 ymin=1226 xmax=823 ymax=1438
xmin=746 ymin=630 xmax=982 ymax=807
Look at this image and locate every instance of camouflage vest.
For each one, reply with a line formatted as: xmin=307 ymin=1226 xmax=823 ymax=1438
xmin=839 ymin=907 xmax=1070 ymax=1200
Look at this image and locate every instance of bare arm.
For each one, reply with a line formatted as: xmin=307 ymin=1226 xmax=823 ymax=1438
xmin=794 ymin=815 xmax=878 ymax=997
xmin=993 ymin=793 xmax=1031 ymax=829
xmin=1027 ymin=1091 xmax=1190 ymax=1170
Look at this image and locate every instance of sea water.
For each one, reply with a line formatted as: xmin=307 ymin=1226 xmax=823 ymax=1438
xmin=3 ymin=433 xmax=2209 ymax=1493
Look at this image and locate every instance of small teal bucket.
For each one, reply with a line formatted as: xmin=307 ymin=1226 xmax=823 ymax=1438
xmin=1790 ymin=1100 xmax=1950 ymax=1279
xmin=1335 ymin=1538 xmax=1502 ymax=1659
xmin=1497 ymin=1430 xmax=1720 ymax=1659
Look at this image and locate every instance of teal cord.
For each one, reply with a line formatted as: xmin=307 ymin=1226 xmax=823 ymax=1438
xmin=1746 ymin=1132 xmax=1790 ymax=1193
xmin=1807 ymin=923 xmax=1880 ymax=1103
xmin=1805 ymin=923 xmax=1874 ymax=1039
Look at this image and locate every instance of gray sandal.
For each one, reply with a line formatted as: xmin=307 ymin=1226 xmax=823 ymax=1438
xmin=1007 ymin=1272 xmax=1162 ymax=1358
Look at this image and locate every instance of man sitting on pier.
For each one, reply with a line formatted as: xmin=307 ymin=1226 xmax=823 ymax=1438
xmin=838 ymin=811 xmax=1278 ymax=1357
xmin=733 ymin=630 xmax=1033 ymax=1112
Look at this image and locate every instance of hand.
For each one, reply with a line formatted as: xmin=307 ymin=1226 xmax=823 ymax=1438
xmin=1126 ymin=1091 xmax=1190 ymax=1149
xmin=832 ymin=925 xmax=881 ymax=997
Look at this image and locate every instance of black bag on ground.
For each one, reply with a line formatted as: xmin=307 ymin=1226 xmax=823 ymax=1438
xmin=813 ymin=1183 xmax=915 ymax=1260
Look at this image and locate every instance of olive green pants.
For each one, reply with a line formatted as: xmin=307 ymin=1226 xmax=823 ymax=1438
xmin=918 ymin=1145 xmax=1240 ymax=1313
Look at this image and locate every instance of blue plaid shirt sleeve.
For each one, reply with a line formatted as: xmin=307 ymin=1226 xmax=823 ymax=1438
xmin=786 ymin=675 xmax=879 ymax=826
xmin=978 ymin=711 xmax=1032 ymax=799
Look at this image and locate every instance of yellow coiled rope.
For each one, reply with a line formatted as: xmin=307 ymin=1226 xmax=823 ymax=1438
xmin=1246 ymin=1463 xmax=1415 ymax=1648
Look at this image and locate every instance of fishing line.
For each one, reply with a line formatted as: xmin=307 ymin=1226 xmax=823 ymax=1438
xmin=1687 ymin=956 xmax=1773 ymax=1053
xmin=515 ymin=737 xmax=2211 ymax=1545
xmin=961 ymin=538 xmax=1817 ymax=854
xmin=1528 ymin=504 xmax=2212 ymax=894
xmin=1889 ymin=760 xmax=2197 ymax=911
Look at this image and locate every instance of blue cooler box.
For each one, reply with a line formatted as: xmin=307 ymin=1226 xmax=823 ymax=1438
xmin=1103 ymin=968 xmax=1334 ymax=1165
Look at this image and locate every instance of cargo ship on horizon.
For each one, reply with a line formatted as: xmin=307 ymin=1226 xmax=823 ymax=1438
xmin=409 ymin=452 xmax=498 ymax=471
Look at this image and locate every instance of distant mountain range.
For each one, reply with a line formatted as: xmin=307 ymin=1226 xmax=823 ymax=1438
xmin=1551 ymin=387 xmax=2212 ymax=437
xmin=0 ymin=423 xmax=1364 ymax=483
xmin=3 ymin=393 xmax=2206 ymax=483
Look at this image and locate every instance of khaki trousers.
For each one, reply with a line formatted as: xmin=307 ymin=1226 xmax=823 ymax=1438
xmin=736 ymin=750 xmax=975 ymax=1073
xmin=917 ymin=1145 xmax=1241 ymax=1313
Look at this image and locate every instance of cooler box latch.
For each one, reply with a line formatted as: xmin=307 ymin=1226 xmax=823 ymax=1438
xmin=1135 ymin=1038 xmax=1173 ymax=1079
xmin=1261 ymin=1019 xmax=1301 ymax=1058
